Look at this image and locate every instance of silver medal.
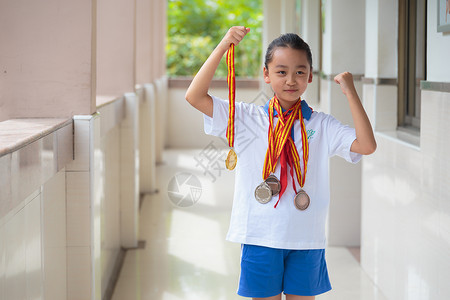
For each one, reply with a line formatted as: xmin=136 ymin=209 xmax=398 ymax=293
xmin=255 ymin=182 xmax=272 ymax=204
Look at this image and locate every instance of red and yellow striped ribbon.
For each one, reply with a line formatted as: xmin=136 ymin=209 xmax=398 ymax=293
xmin=226 ymin=43 xmax=236 ymax=148
xmin=263 ymin=97 xmax=309 ymax=188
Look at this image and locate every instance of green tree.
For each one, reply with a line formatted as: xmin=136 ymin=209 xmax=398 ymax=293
xmin=167 ymin=0 xmax=263 ymax=78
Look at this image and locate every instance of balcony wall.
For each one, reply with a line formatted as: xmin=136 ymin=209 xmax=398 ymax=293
xmin=0 ymin=0 xmax=166 ymax=299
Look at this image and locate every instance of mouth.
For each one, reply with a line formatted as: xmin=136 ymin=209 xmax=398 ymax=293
xmin=284 ymin=89 xmax=298 ymax=93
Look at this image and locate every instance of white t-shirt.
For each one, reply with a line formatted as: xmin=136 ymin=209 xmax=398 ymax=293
xmin=204 ymin=95 xmax=361 ymax=250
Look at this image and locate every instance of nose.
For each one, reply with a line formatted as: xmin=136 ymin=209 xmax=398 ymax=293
xmin=286 ymin=74 xmax=296 ymax=86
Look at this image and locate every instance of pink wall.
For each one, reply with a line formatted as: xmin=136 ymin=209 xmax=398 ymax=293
xmin=136 ymin=0 xmax=153 ymax=84
xmin=0 ymin=0 xmax=166 ymax=122
xmin=96 ymin=0 xmax=135 ymax=97
xmin=0 ymin=0 xmax=96 ymax=121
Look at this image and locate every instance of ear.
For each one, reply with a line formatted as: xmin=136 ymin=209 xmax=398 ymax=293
xmin=263 ymin=67 xmax=271 ymax=84
xmin=308 ymin=68 xmax=313 ymax=83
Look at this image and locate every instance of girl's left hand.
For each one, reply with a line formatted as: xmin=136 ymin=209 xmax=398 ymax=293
xmin=334 ymin=72 xmax=357 ymax=96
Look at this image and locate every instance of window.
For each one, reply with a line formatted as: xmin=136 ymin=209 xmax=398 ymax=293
xmin=398 ymin=0 xmax=427 ymax=130
xmin=166 ymin=0 xmax=263 ymax=78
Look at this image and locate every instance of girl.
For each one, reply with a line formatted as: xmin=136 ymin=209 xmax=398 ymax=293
xmin=185 ymin=26 xmax=376 ymax=300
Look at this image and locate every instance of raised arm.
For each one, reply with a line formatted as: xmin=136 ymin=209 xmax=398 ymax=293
xmin=334 ymin=72 xmax=377 ymax=155
xmin=185 ymin=26 xmax=250 ymax=117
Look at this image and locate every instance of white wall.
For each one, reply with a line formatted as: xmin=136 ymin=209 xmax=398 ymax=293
xmin=427 ymin=0 xmax=450 ymax=81
xmin=167 ymin=86 xmax=261 ymax=149
xmin=360 ymin=0 xmax=450 ymax=298
xmin=0 ymin=132 xmax=71 ymax=300
xmin=361 ymin=90 xmax=450 ymax=299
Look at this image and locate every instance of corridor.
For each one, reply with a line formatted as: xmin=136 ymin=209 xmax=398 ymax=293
xmin=111 ymin=149 xmax=387 ymax=300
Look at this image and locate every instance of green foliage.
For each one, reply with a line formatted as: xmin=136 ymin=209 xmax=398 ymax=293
xmin=167 ymin=0 xmax=263 ymax=78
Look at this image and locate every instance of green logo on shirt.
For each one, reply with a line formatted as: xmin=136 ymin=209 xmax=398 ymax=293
xmin=307 ymin=129 xmax=316 ymax=140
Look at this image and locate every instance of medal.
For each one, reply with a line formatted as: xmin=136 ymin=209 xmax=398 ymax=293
xmin=254 ymin=174 xmax=280 ymax=204
xmin=294 ymin=189 xmax=310 ymax=211
xmin=225 ymin=148 xmax=237 ymax=170
xmin=225 ymin=43 xmax=237 ymax=170
xmin=265 ymin=174 xmax=281 ymax=196
xmin=262 ymin=96 xmax=311 ymax=210
xmin=254 ymin=182 xmax=272 ymax=204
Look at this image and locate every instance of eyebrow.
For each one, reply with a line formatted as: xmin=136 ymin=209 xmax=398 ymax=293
xmin=275 ymin=64 xmax=308 ymax=69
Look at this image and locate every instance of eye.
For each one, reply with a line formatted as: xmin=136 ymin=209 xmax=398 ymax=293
xmin=277 ymin=71 xmax=286 ymax=75
xmin=297 ymin=71 xmax=305 ymax=75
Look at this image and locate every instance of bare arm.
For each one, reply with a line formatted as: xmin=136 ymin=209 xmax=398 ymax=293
xmin=185 ymin=26 xmax=250 ymax=117
xmin=334 ymin=72 xmax=377 ymax=155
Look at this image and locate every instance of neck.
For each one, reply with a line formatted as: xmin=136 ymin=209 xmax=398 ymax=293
xmin=275 ymin=97 xmax=300 ymax=111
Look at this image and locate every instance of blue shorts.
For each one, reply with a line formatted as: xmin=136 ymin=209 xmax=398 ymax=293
xmin=238 ymin=244 xmax=332 ymax=298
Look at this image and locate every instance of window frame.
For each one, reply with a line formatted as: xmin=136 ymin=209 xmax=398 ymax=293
xmin=398 ymin=0 xmax=427 ymax=130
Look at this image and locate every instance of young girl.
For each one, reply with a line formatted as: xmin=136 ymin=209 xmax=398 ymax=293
xmin=185 ymin=26 xmax=376 ymax=300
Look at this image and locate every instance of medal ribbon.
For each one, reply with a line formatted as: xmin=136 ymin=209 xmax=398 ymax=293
xmin=263 ymin=97 xmax=309 ymax=207
xmin=226 ymin=43 xmax=235 ymax=148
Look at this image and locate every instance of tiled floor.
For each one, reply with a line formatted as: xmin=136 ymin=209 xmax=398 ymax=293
xmin=112 ymin=149 xmax=388 ymax=300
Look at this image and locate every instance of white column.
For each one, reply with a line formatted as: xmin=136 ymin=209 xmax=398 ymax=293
xmin=66 ymin=114 xmax=102 ymax=300
xmin=320 ymin=0 xmax=366 ymax=247
xmin=139 ymin=84 xmax=157 ymax=193
xmin=154 ymin=77 xmax=168 ymax=163
xmin=281 ymin=0 xmax=297 ymax=33
xmin=300 ymin=0 xmax=321 ymax=106
xmin=120 ymin=93 xmax=140 ymax=248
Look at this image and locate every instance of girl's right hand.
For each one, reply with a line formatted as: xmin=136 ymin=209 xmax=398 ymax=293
xmin=219 ymin=26 xmax=251 ymax=51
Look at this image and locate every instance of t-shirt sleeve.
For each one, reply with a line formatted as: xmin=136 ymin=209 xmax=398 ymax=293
xmin=325 ymin=114 xmax=362 ymax=164
xmin=203 ymin=95 xmax=229 ymax=138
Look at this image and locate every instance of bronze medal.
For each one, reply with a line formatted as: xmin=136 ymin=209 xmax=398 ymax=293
xmin=265 ymin=174 xmax=281 ymax=196
xmin=294 ymin=189 xmax=310 ymax=211
xmin=225 ymin=148 xmax=237 ymax=170
xmin=255 ymin=182 xmax=272 ymax=204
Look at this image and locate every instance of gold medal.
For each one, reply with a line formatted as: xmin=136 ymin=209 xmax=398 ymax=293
xmin=294 ymin=189 xmax=310 ymax=211
xmin=225 ymin=43 xmax=237 ymax=171
xmin=225 ymin=148 xmax=237 ymax=170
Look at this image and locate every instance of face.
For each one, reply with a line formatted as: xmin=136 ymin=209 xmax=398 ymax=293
xmin=263 ymin=47 xmax=313 ymax=110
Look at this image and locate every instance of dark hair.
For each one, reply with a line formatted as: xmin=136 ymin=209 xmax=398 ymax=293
xmin=264 ymin=33 xmax=313 ymax=70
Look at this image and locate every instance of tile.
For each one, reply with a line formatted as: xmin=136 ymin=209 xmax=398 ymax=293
xmin=42 ymin=170 xmax=66 ymax=247
xmin=42 ymin=169 xmax=67 ymax=299
xmin=11 ymin=139 xmax=43 ymax=208
xmin=42 ymin=171 xmax=68 ymax=300
xmin=91 ymin=113 xmax=102 ymax=300
xmin=0 ymin=154 xmax=12 ymax=221
xmin=0 ymin=223 xmax=5 ymax=300
xmin=40 ymin=131 xmax=57 ymax=183
xmin=43 ymin=246 xmax=67 ymax=300
xmin=66 ymin=117 xmax=92 ymax=172
xmin=56 ymin=122 xmax=74 ymax=171
xmin=67 ymin=247 xmax=92 ymax=300
xmin=66 ymin=171 xmax=91 ymax=247
xmin=360 ymin=88 xmax=450 ymax=300
xmin=4 ymin=206 xmax=26 ymax=300
xmin=25 ymin=194 xmax=43 ymax=300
